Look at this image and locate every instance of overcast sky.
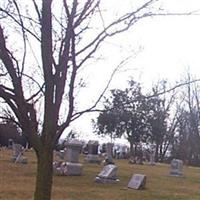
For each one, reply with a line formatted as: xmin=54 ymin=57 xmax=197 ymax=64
xmin=62 ymin=0 xmax=200 ymax=142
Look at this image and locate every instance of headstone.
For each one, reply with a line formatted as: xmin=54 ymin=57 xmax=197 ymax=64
xmin=127 ymin=174 xmax=146 ymax=189
xmin=149 ymin=144 xmax=156 ymax=165
xmin=8 ymin=139 xmax=14 ymax=149
xmin=103 ymin=143 xmax=114 ymax=165
xmin=53 ymin=161 xmax=82 ymax=176
xmin=66 ymin=140 xmax=82 ymax=163
xmin=170 ymin=159 xmax=183 ymax=177
xmin=85 ymin=140 xmax=101 ymax=164
xmin=11 ymin=143 xmax=27 ymax=164
xmin=106 ymin=143 xmax=113 ymax=159
xmin=88 ymin=140 xmax=99 ymax=154
xmin=95 ymin=164 xmax=119 ymax=183
xmin=53 ymin=139 xmax=83 ymax=176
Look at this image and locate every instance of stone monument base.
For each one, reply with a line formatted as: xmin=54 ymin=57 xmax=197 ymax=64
xmin=94 ymin=176 xmax=119 ymax=184
xmin=53 ymin=161 xmax=83 ymax=176
xmin=170 ymin=171 xmax=183 ymax=177
xmin=85 ymin=154 xmax=101 ymax=164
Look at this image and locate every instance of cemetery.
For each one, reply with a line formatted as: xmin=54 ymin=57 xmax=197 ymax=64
xmin=0 ymin=1 xmax=200 ymax=200
xmin=1 ymin=147 xmax=200 ymax=200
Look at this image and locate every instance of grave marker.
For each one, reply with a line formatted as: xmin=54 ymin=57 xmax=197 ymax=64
xmin=127 ymin=174 xmax=146 ymax=189
xmin=53 ymin=139 xmax=83 ymax=176
xmin=85 ymin=140 xmax=101 ymax=164
xmin=170 ymin=159 xmax=183 ymax=177
xmin=95 ymin=164 xmax=119 ymax=183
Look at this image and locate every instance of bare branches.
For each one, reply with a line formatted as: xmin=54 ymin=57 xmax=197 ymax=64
xmin=0 ymin=26 xmax=22 ymax=95
xmin=147 ymin=79 xmax=200 ymax=99
xmin=70 ymin=56 xmax=131 ymax=122
xmin=0 ymin=7 xmax=40 ymax=41
xmin=12 ymin=0 xmax=27 ymax=76
xmin=32 ymin=0 xmax=41 ymax=22
xmin=0 ymin=0 xmax=198 ymax=147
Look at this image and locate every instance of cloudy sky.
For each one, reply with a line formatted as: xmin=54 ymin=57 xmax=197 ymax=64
xmin=62 ymin=0 xmax=200 ymax=142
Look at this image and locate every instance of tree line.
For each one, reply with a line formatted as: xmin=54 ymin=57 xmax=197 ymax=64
xmin=94 ymin=76 xmax=200 ymax=166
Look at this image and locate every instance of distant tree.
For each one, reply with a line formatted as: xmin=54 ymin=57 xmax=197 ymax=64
xmin=146 ymin=81 xmax=178 ymax=162
xmin=95 ymin=80 xmax=150 ymax=156
xmin=0 ymin=1 xmax=171 ymax=199
xmin=172 ymin=74 xmax=200 ymax=166
xmin=0 ymin=122 xmax=28 ymax=147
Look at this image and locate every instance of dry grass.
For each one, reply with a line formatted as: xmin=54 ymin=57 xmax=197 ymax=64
xmin=1 ymin=148 xmax=200 ymax=200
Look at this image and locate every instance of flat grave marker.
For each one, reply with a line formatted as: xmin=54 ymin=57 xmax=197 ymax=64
xmin=127 ymin=174 xmax=146 ymax=189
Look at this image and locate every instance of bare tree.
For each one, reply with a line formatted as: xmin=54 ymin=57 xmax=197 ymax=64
xmin=0 ymin=0 xmax=193 ymax=199
xmin=172 ymin=72 xmax=200 ymax=165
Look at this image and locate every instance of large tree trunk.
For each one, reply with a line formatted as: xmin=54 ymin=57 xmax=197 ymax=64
xmin=34 ymin=147 xmax=54 ymax=200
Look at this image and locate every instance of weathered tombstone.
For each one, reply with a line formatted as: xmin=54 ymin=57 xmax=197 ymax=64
xmin=149 ymin=144 xmax=156 ymax=165
xmin=11 ymin=143 xmax=27 ymax=164
xmin=170 ymin=159 xmax=183 ymax=177
xmin=127 ymin=174 xmax=146 ymax=189
xmin=66 ymin=140 xmax=82 ymax=163
xmin=103 ymin=142 xmax=114 ymax=165
xmin=53 ymin=161 xmax=82 ymax=176
xmin=53 ymin=139 xmax=83 ymax=176
xmin=8 ymin=139 xmax=14 ymax=149
xmin=95 ymin=164 xmax=119 ymax=183
xmin=85 ymin=140 xmax=101 ymax=164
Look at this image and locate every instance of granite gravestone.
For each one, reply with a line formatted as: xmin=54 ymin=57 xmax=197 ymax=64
xmin=95 ymin=164 xmax=119 ymax=183
xmin=170 ymin=159 xmax=183 ymax=177
xmin=53 ymin=139 xmax=83 ymax=176
xmin=103 ymin=143 xmax=114 ymax=165
xmin=8 ymin=139 xmax=14 ymax=149
xmin=127 ymin=174 xmax=146 ymax=189
xmin=85 ymin=140 xmax=101 ymax=164
xmin=66 ymin=140 xmax=82 ymax=163
xmin=149 ymin=144 xmax=156 ymax=165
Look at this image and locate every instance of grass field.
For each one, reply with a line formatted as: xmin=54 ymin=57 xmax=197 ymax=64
xmin=1 ymin=148 xmax=200 ymax=200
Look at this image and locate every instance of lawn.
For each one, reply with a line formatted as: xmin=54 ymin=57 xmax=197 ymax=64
xmin=1 ymin=148 xmax=200 ymax=200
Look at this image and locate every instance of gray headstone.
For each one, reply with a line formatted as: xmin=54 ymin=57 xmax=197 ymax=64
xmin=85 ymin=140 xmax=101 ymax=164
xmin=98 ymin=164 xmax=117 ymax=179
xmin=95 ymin=164 xmax=119 ymax=183
xmin=106 ymin=143 xmax=113 ymax=159
xmin=88 ymin=140 xmax=99 ymax=155
xmin=8 ymin=139 xmax=14 ymax=149
xmin=53 ymin=161 xmax=83 ymax=176
xmin=170 ymin=159 xmax=183 ymax=177
xmin=149 ymin=144 xmax=156 ymax=165
xmin=53 ymin=139 xmax=83 ymax=176
xmin=127 ymin=174 xmax=146 ymax=189
xmin=66 ymin=139 xmax=82 ymax=163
